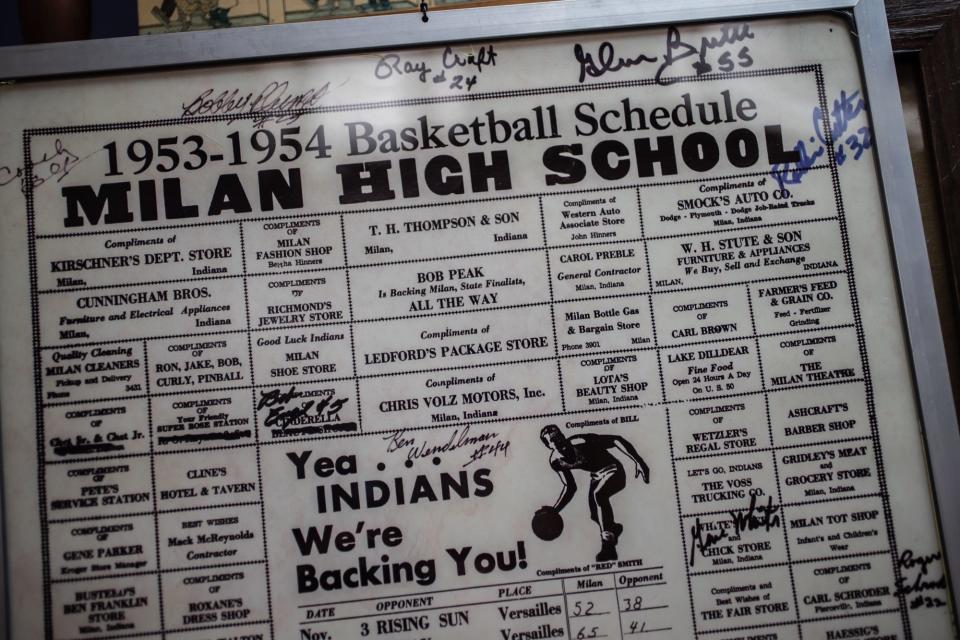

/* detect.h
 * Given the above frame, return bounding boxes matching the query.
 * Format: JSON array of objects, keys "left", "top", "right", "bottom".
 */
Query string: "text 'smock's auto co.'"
[{"left": 0, "top": 13, "right": 954, "bottom": 640}]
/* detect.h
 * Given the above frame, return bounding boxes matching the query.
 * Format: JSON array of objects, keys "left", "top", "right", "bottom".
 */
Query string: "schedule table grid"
[
  {"left": 36, "top": 274, "right": 854, "bottom": 357},
  {"left": 19, "top": 55, "right": 920, "bottom": 640},
  {"left": 747, "top": 281, "right": 803, "bottom": 637},
  {"left": 298, "top": 566, "right": 673, "bottom": 637},
  {"left": 239, "top": 222, "right": 278, "bottom": 640},
  {"left": 32, "top": 165, "right": 834, "bottom": 243},
  {"left": 141, "top": 340, "right": 166, "bottom": 639},
  {"left": 539, "top": 194, "right": 568, "bottom": 413},
  {"left": 814, "top": 65, "right": 911, "bottom": 634}
]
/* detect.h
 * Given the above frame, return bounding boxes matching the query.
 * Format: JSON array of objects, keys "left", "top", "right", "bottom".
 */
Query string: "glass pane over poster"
[{"left": 0, "top": 7, "right": 956, "bottom": 640}]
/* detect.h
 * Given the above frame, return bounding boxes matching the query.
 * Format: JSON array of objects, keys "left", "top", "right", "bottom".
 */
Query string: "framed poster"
[{"left": 1, "top": 0, "right": 958, "bottom": 638}]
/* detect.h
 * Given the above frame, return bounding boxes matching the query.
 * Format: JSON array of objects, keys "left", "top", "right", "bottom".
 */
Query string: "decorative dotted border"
[
  {"left": 746, "top": 281, "right": 804, "bottom": 636},
  {"left": 24, "top": 66, "right": 820, "bottom": 140},
  {"left": 698, "top": 608, "right": 901, "bottom": 636},
  {"left": 49, "top": 559, "right": 267, "bottom": 585},
  {"left": 539, "top": 195, "right": 568, "bottom": 412},
  {"left": 37, "top": 326, "right": 861, "bottom": 411},
  {"left": 24, "top": 126, "right": 58, "bottom": 640},
  {"left": 240, "top": 224, "right": 278, "bottom": 640},
  {"left": 39, "top": 377, "right": 869, "bottom": 468},
  {"left": 21, "top": 60, "right": 906, "bottom": 640},
  {"left": 688, "top": 548, "right": 893, "bottom": 578},
  {"left": 811, "top": 66, "right": 908, "bottom": 636},
  {"left": 58, "top": 619, "right": 272, "bottom": 640},
  {"left": 48, "top": 500, "right": 264, "bottom": 524},
  {"left": 141, "top": 341, "right": 166, "bottom": 636},
  {"left": 33, "top": 166, "right": 831, "bottom": 242},
  {"left": 682, "top": 491, "right": 885, "bottom": 520},
  {"left": 38, "top": 268, "right": 850, "bottom": 355},
  {"left": 339, "top": 214, "right": 363, "bottom": 436}
]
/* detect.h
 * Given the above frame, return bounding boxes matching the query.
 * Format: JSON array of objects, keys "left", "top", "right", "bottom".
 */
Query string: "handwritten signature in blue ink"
[{"left": 771, "top": 89, "right": 873, "bottom": 189}]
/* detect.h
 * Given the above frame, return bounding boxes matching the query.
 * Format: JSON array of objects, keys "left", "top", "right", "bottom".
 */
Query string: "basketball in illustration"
[{"left": 531, "top": 506, "right": 564, "bottom": 541}]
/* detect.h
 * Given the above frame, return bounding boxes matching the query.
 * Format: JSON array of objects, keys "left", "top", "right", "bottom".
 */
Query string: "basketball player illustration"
[{"left": 533, "top": 425, "right": 649, "bottom": 561}]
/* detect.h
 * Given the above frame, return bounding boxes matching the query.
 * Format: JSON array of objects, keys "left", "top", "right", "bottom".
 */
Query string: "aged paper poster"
[{"left": 0, "top": 13, "right": 955, "bottom": 640}]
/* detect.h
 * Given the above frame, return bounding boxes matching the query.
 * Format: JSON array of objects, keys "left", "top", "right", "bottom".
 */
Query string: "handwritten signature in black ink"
[
  {"left": 689, "top": 494, "right": 780, "bottom": 566},
  {"left": 573, "top": 23, "right": 754, "bottom": 85},
  {"left": 384, "top": 424, "right": 509, "bottom": 466},
  {"left": 257, "top": 385, "right": 348, "bottom": 429},
  {"left": 896, "top": 549, "right": 948, "bottom": 609},
  {"left": 180, "top": 80, "right": 333, "bottom": 128},
  {"left": 374, "top": 45, "right": 497, "bottom": 93},
  {"left": 0, "top": 138, "right": 86, "bottom": 194}
]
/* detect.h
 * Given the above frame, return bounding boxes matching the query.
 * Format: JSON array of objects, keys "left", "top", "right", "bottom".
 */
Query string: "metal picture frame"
[
  {"left": 1, "top": 0, "right": 957, "bottom": 636},
  {"left": 887, "top": 1, "right": 960, "bottom": 412}
]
